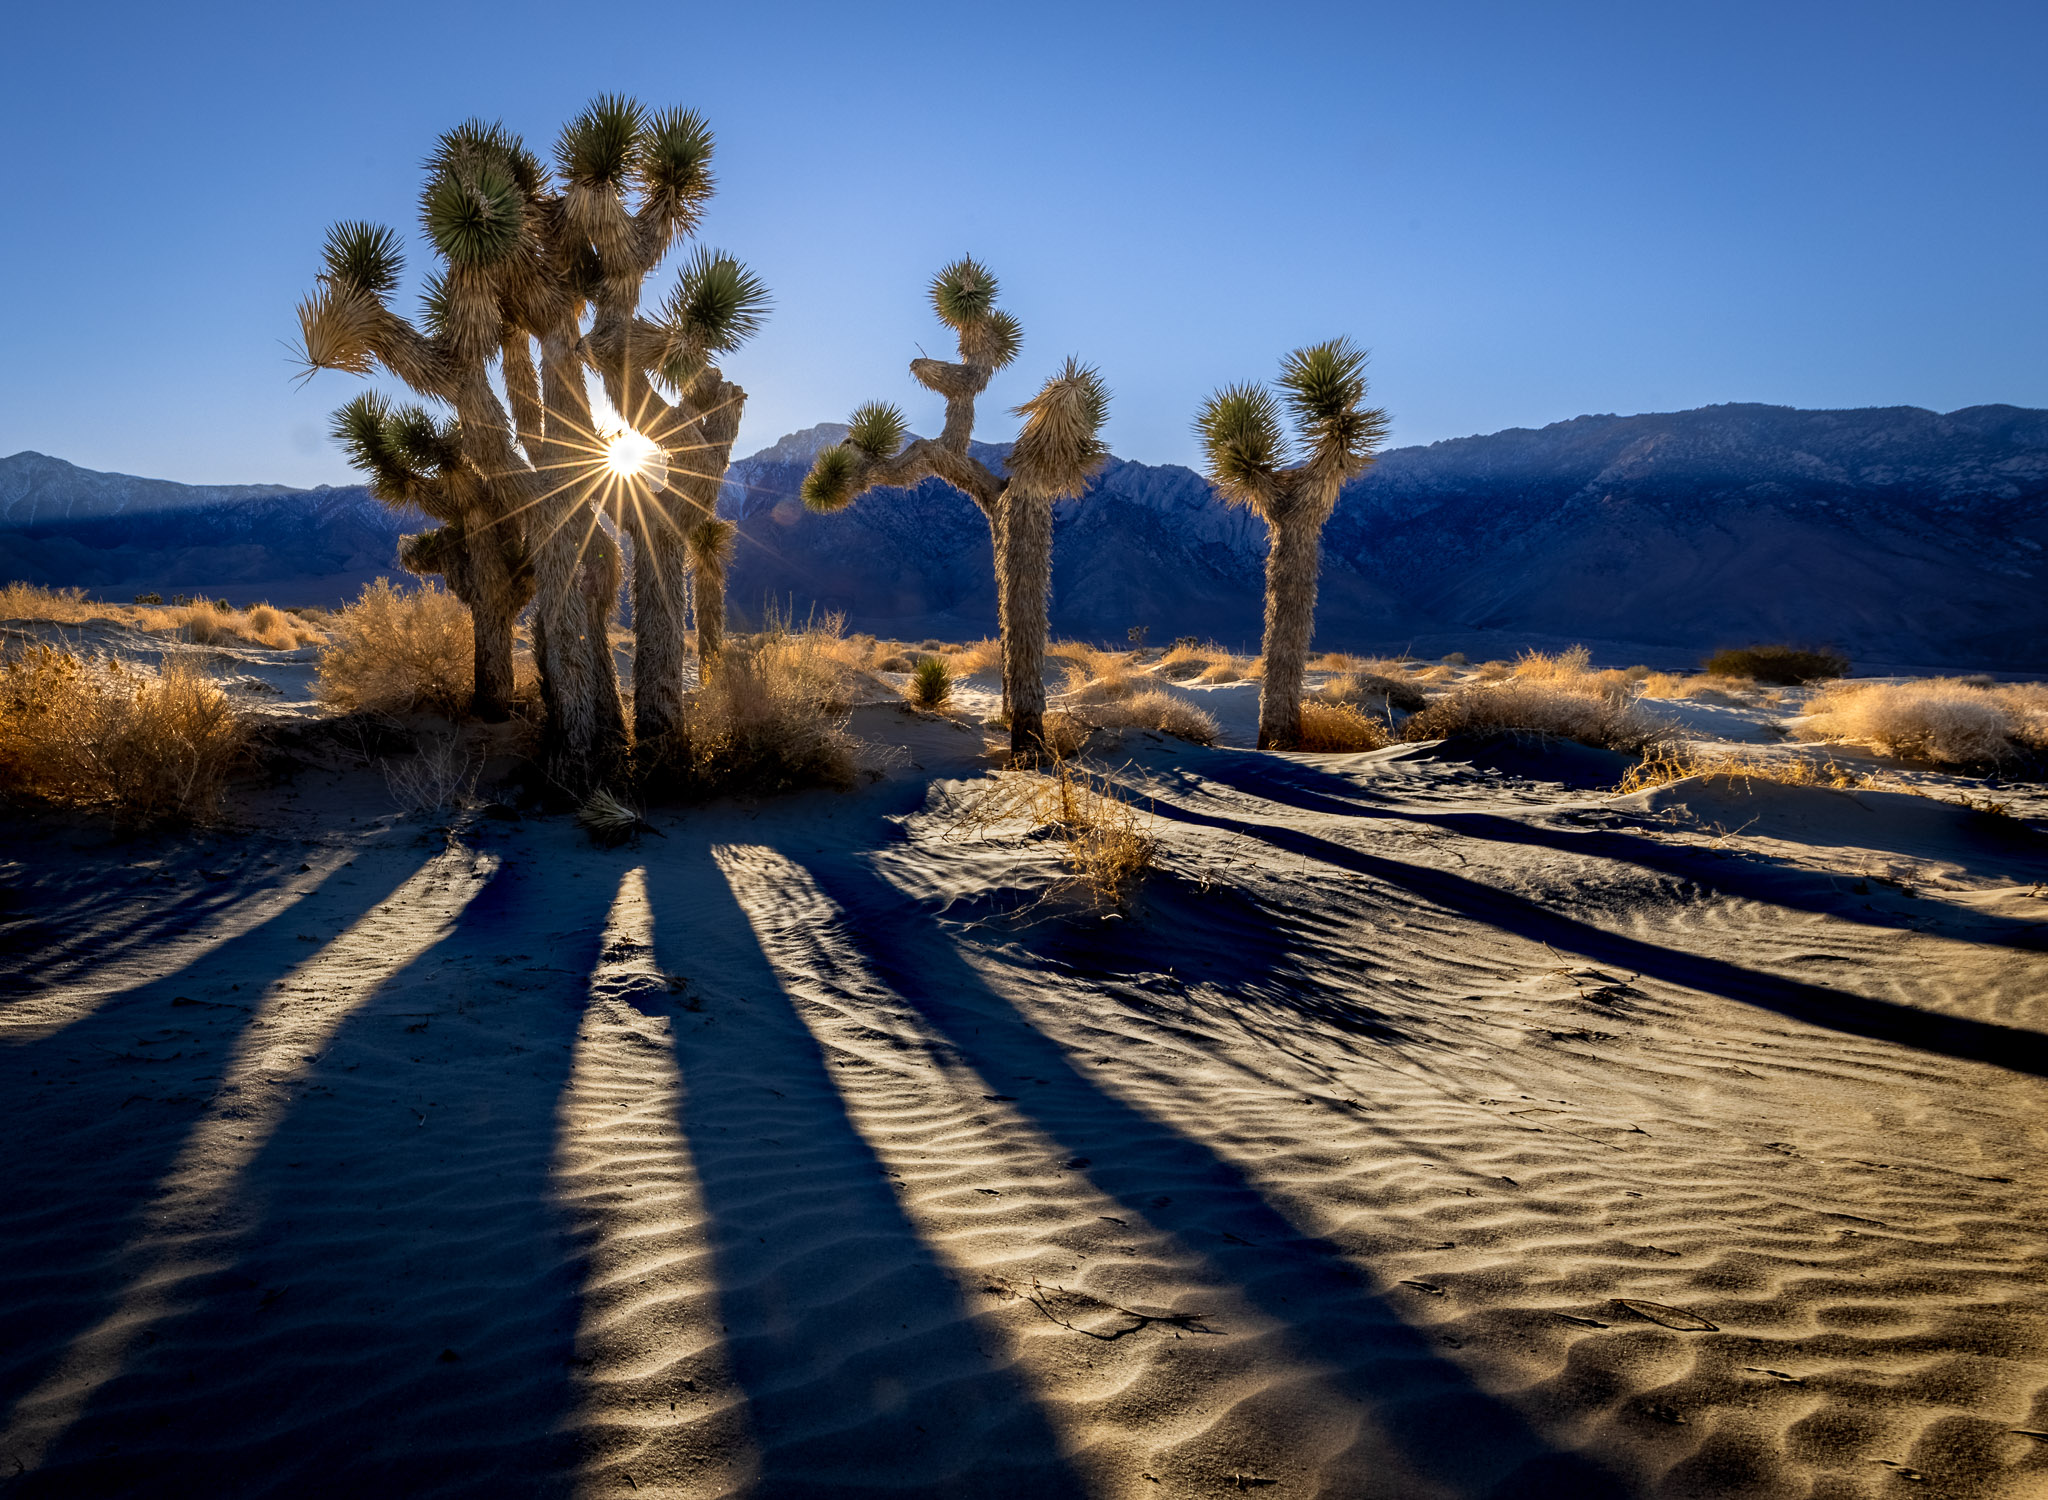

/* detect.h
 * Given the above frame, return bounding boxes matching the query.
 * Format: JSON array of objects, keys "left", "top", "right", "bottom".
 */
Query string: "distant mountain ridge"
[{"left": 4, "top": 400, "right": 2045, "bottom": 668}]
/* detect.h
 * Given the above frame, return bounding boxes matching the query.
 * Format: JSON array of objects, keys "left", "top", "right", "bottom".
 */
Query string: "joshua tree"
[
  {"left": 1195, "top": 340, "right": 1389, "bottom": 749},
  {"left": 801, "top": 259, "right": 1109, "bottom": 758},
  {"left": 684, "top": 514, "right": 737, "bottom": 672},
  {"left": 295, "top": 100, "right": 765, "bottom": 792},
  {"left": 331, "top": 393, "right": 533, "bottom": 717}
]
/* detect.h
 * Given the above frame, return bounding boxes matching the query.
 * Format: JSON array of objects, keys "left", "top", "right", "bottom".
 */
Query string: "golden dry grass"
[
  {"left": 1616, "top": 747, "right": 1879, "bottom": 795},
  {"left": 1321, "top": 671, "right": 1427, "bottom": 714},
  {"left": 315, "top": 579, "right": 473, "bottom": 717},
  {"left": 1080, "top": 687, "right": 1220, "bottom": 745},
  {"left": 952, "top": 754, "right": 1156, "bottom": 910},
  {"left": 954, "top": 638, "right": 1002, "bottom": 674},
  {"left": 1403, "top": 674, "right": 1676, "bottom": 753},
  {"left": 656, "top": 623, "right": 860, "bottom": 797},
  {"left": 1297, "top": 700, "right": 1393, "bottom": 752},
  {"left": 1792, "top": 679, "right": 2048, "bottom": 765},
  {"left": 1638, "top": 671, "right": 1752, "bottom": 702},
  {"left": 1158, "top": 640, "right": 1232, "bottom": 681},
  {"left": 0, "top": 645, "right": 248, "bottom": 825},
  {"left": 0, "top": 583, "right": 322, "bottom": 650}
]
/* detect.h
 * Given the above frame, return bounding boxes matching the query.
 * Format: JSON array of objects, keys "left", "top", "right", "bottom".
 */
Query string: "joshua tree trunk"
[
  {"left": 626, "top": 516, "right": 691, "bottom": 750},
  {"left": 462, "top": 520, "right": 523, "bottom": 721},
  {"left": 1257, "top": 509, "right": 1320, "bottom": 750},
  {"left": 532, "top": 334, "right": 630, "bottom": 789},
  {"left": 988, "top": 500, "right": 1015, "bottom": 723},
  {"left": 685, "top": 516, "right": 736, "bottom": 679},
  {"left": 1001, "top": 487, "right": 1053, "bottom": 758}
]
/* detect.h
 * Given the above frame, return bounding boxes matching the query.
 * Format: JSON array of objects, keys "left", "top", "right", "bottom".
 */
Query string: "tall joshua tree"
[
  {"left": 295, "top": 101, "right": 765, "bottom": 792},
  {"left": 800, "top": 259, "right": 1110, "bottom": 759},
  {"left": 331, "top": 393, "right": 534, "bottom": 716},
  {"left": 1195, "top": 340, "right": 1389, "bottom": 750}
]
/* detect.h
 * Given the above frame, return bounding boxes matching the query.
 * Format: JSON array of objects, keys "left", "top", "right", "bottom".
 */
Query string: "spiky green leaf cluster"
[
  {"left": 1195, "top": 384, "right": 1286, "bottom": 492},
  {"left": 421, "top": 157, "right": 525, "bottom": 266},
  {"left": 930, "top": 257, "right": 999, "bottom": 329},
  {"left": 1276, "top": 338, "right": 1387, "bottom": 461},
  {"left": 801, "top": 444, "right": 862, "bottom": 512},
  {"left": 331, "top": 393, "right": 463, "bottom": 508},
  {"left": 419, "top": 271, "right": 452, "bottom": 338},
  {"left": 322, "top": 222, "right": 402, "bottom": 297},
  {"left": 557, "top": 94, "right": 643, "bottom": 187},
  {"left": 846, "top": 401, "right": 908, "bottom": 459},
  {"left": 428, "top": 119, "right": 544, "bottom": 198},
  {"left": 657, "top": 248, "right": 770, "bottom": 380},
  {"left": 637, "top": 107, "right": 716, "bottom": 209}
]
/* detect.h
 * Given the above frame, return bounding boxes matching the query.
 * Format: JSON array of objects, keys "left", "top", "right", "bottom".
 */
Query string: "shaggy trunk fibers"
[
  {"left": 627, "top": 517, "right": 691, "bottom": 750},
  {"left": 989, "top": 501, "right": 1014, "bottom": 723},
  {"left": 1001, "top": 489, "right": 1053, "bottom": 759},
  {"left": 461, "top": 514, "right": 526, "bottom": 722},
  {"left": 1258, "top": 511, "right": 1320, "bottom": 750}
]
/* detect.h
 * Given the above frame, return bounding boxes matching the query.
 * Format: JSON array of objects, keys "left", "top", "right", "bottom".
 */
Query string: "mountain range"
[{"left": 5, "top": 401, "right": 2045, "bottom": 669}]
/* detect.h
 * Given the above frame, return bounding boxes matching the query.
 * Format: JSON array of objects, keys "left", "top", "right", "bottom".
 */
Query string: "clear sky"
[{"left": 2, "top": 0, "right": 2042, "bottom": 488}]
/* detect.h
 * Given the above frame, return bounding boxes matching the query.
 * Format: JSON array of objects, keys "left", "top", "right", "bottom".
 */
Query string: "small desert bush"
[
  {"left": 955, "top": 638, "right": 1002, "bottom": 674},
  {"left": 383, "top": 732, "right": 481, "bottom": 815},
  {"left": 1196, "top": 658, "right": 1245, "bottom": 684},
  {"left": 316, "top": 579, "right": 473, "bottom": 716},
  {"left": 1402, "top": 677, "right": 1675, "bottom": 753},
  {"left": 953, "top": 756, "right": 1155, "bottom": 910},
  {"left": 1705, "top": 645, "right": 1849, "bottom": 684},
  {"left": 1475, "top": 659, "right": 1513, "bottom": 681},
  {"left": 181, "top": 599, "right": 320, "bottom": 650},
  {"left": 657, "top": 627, "right": 858, "bottom": 797},
  {"left": 0, "top": 581, "right": 185, "bottom": 632},
  {"left": 0, "top": 645, "right": 248, "bottom": 825},
  {"left": 1513, "top": 645, "right": 1593, "bottom": 680},
  {"left": 1792, "top": 678, "right": 2044, "bottom": 765},
  {"left": 874, "top": 652, "right": 915, "bottom": 673},
  {"left": 1320, "top": 671, "right": 1427, "bottom": 714},
  {"left": 1441, "top": 652, "right": 1468, "bottom": 666},
  {"left": 1081, "top": 687, "right": 1220, "bottom": 745},
  {"left": 1639, "top": 671, "right": 1750, "bottom": 701},
  {"left": 1159, "top": 639, "right": 1230, "bottom": 680},
  {"left": 1062, "top": 655, "right": 1140, "bottom": 704},
  {"left": 1298, "top": 700, "right": 1393, "bottom": 752},
  {"left": 1617, "top": 747, "right": 1877, "bottom": 795},
  {"left": 908, "top": 656, "right": 954, "bottom": 712}
]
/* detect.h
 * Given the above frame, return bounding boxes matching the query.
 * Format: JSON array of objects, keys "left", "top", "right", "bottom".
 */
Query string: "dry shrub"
[
  {"left": 1792, "top": 679, "right": 2039, "bottom": 765},
  {"left": 384, "top": 732, "right": 481, "bottom": 815},
  {"left": 316, "top": 579, "right": 472, "bottom": 716},
  {"left": 181, "top": 600, "right": 321, "bottom": 650},
  {"left": 1639, "top": 671, "right": 1750, "bottom": 701},
  {"left": 1062, "top": 656, "right": 1140, "bottom": 703},
  {"left": 1442, "top": 652, "right": 1469, "bottom": 666},
  {"left": 1082, "top": 688, "right": 1220, "bottom": 745},
  {"left": 1159, "top": 640, "right": 1229, "bottom": 680},
  {"left": 1706, "top": 645, "right": 1849, "bottom": 684},
  {"left": 0, "top": 645, "right": 248, "bottom": 825},
  {"left": 1513, "top": 645, "right": 1593, "bottom": 680},
  {"left": 1298, "top": 700, "right": 1392, "bottom": 752},
  {"left": 1475, "top": 659, "right": 1513, "bottom": 681},
  {"left": 874, "top": 653, "right": 915, "bottom": 673},
  {"left": 955, "top": 638, "right": 1002, "bottom": 674},
  {"left": 1618, "top": 747, "right": 1876, "bottom": 795},
  {"left": 1402, "top": 677, "right": 1675, "bottom": 753},
  {"left": 1308, "top": 651, "right": 1358, "bottom": 672},
  {"left": 1320, "top": 670, "right": 1427, "bottom": 714},
  {"left": 1197, "top": 659, "right": 1245, "bottom": 684},
  {"left": 952, "top": 755, "right": 1155, "bottom": 910},
  {"left": 0, "top": 581, "right": 183, "bottom": 632},
  {"left": 659, "top": 625, "right": 858, "bottom": 797}
]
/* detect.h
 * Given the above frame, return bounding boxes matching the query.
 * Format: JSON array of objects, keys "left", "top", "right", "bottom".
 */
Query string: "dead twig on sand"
[{"left": 980, "top": 1273, "right": 1216, "bottom": 1340}]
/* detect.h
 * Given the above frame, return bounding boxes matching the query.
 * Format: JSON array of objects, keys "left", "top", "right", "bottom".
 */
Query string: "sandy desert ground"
[{"left": 2, "top": 643, "right": 2046, "bottom": 1499}]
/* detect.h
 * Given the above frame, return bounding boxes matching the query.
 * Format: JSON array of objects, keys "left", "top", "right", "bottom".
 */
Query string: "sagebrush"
[{"left": 316, "top": 579, "right": 473, "bottom": 717}]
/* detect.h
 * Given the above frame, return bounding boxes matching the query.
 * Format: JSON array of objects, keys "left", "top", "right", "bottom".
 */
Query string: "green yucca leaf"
[
  {"left": 845, "top": 401, "right": 908, "bottom": 459},
  {"left": 1195, "top": 383, "right": 1286, "bottom": 488},
  {"left": 330, "top": 392, "right": 394, "bottom": 466},
  {"left": 322, "top": 221, "right": 402, "bottom": 297},
  {"left": 389, "top": 404, "right": 463, "bottom": 473},
  {"left": 421, "top": 158, "right": 525, "bottom": 267},
  {"left": 662, "top": 247, "right": 771, "bottom": 354},
  {"left": 557, "top": 94, "right": 643, "bottom": 187},
  {"left": 1277, "top": 338, "right": 1367, "bottom": 425},
  {"left": 929, "top": 257, "right": 999, "bottom": 329},
  {"left": 637, "top": 107, "right": 716, "bottom": 204},
  {"left": 419, "top": 271, "right": 451, "bottom": 338},
  {"left": 802, "top": 444, "right": 862, "bottom": 512}
]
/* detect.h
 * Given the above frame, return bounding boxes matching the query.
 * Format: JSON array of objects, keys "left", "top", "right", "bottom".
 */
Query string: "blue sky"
[{"left": 2, "top": 0, "right": 2042, "bottom": 487}]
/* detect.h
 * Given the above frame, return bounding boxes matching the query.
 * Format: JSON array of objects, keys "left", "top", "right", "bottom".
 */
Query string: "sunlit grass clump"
[
  {"left": 316, "top": 579, "right": 473, "bottom": 717},
  {"left": 1792, "top": 678, "right": 2048, "bottom": 766},
  {"left": 0, "top": 644, "right": 248, "bottom": 825},
  {"left": 654, "top": 619, "right": 861, "bottom": 798}
]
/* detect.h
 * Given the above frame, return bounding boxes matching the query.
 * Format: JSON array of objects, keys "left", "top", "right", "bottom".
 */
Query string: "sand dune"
[{"left": 2, "top": 712, "right": 2045, "bottom": 1497}]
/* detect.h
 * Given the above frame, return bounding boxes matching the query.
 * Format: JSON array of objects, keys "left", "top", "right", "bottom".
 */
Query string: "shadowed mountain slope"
[{"left": 6, "top": 401, "right": 2045, "bottom": 665}]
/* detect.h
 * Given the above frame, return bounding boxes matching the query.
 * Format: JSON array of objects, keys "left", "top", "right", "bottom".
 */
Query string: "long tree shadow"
[
  {"left": 1146, "top": 793, "right": 2048, "bottom": 1077},
  {"left": 0, "top": 838, "right": 438, "bottom": 1438},
  {"left": 641, "top": 838, "right": 1090, "bottom": 1500},
  {"left": 7, "top": 839, "right": 616, "bottom": 1498},
  {"left": 1178, "top": 747, "right": 2048, "bottom": 950},
  {"left": 771, "top": 818, "right": 1632, "bottom": 1498}
]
